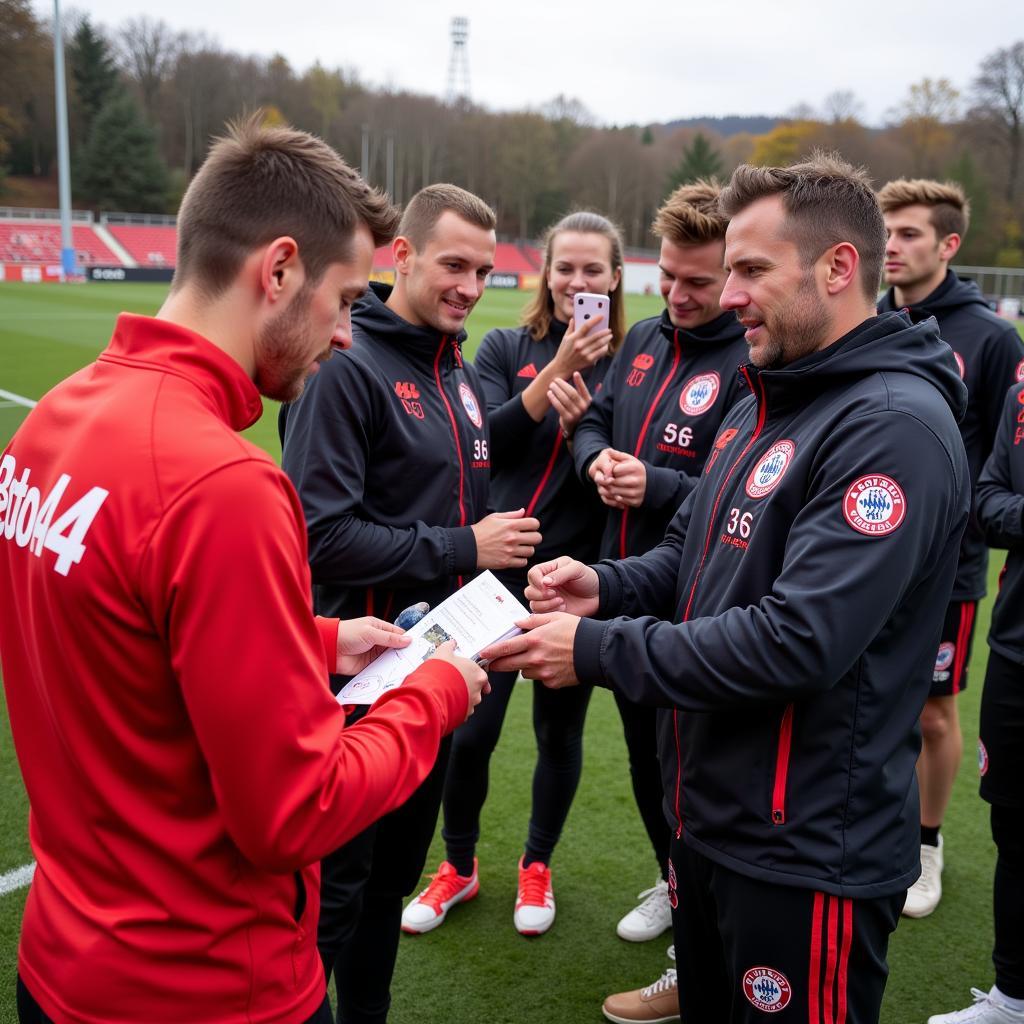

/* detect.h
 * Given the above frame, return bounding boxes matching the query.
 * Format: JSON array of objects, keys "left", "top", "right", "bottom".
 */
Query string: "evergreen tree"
[
  {"left": 77, "top": 92, "right": 170, "bottom": 212},
  {"left": 668, "top": 132, "right": 723, "bottom": 189},
  {"left": 69, "top": 17, "right": 120, "bottom": 141}
]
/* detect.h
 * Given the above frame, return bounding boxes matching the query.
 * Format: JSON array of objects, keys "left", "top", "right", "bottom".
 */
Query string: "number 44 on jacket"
[{"left": 0, "top": 454, "right": 109, "bottom": 577}]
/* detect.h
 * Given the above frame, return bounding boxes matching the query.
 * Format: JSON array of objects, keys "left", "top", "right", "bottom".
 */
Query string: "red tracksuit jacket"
[{"left": 0, "top": 314, "right": 467, "bottom": 1024}]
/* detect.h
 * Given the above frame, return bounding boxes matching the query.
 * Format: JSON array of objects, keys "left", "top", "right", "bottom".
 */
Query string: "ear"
[
  {"left": 392, "top": 235, "right": 415, "bottom": 275},
  {"left": 258, "top": 237, "right": 302, "bottom": 305},
  {"left": 823, "top": 242, "right": 860, "bottom": 296},
  {"left": 938, "top": 232, "right": 962, "bottom": 263},
  {"left": 609, "top": 266, "right": 623, "bottom": 294}
]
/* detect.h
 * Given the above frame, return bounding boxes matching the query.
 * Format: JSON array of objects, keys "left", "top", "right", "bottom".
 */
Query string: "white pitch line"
[
  {"left": 0, "top": 388, "right": 37, "bottom": 408},
  {"left": 0, "top": 861, "right": 36, "bottom": 896}
]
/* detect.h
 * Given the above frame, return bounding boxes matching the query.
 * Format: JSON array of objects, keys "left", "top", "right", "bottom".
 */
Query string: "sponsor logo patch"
[
  {"left": 667, "top": 858, "right": 678, "bottom": 910},
  {"left": 459, "top": 382, "right": 483, "bottom": 429},
  {"left": 979, "top": 739, "right": 989, "bottom": 776},
  {"left": 394, "top": 381, "right": 424, "bottom": 420},
  {"left": 517, "top": 363, "right": 538, "bottom": 379},
  {"left": 679, "top": 372, "right": 721, "bottom": 416},
  {"left": 742, "top": 967, "right": 792, "bottom": 1013},
  {"left": 843, "top": 474, "right": 907, "bottom": 536},
  {"left": 953, "top": 351, "right": 965, "bottom": 379},
  {"left": 745, "top": 440, "right": 796, "bottom": 499},
  {"left": 632, "top": 353, "right": 655, "bottom": 371},
  {"left": 935, "top": 642, "right": 955, "bottom": 673}
]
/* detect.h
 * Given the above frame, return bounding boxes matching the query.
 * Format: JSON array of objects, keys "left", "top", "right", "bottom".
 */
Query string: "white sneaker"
[
  {"left": 903, "top": 836, "right": 943, "bottom": 918},
  {"left": 928, "top": 987, "right": 1024, "bottom": 1023},
  {"left": 514, "top": 857, "right": 555, "bottom": 935},
  {"left": 617, "top": 878, "right": 672, "bottom": 941},
  {"left": 400, "top": 859, "right": 479, "bottom": 934}
]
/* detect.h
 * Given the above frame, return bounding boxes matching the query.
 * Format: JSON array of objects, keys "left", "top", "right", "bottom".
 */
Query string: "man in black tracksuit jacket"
[
  {"left": 488, "top": 159, "right": 972, "bottom": 1024},
  {"left": 281, "top": 186, "right": 539, "bottom": 1024},
  {"left": 929, "top": 383, "right": 1024, "bottom": 1020},
  {"left": 572, "top": 183, "right": 750, "bottom": 943},
  {"left": 878, "top": 178, "right": 1024, "bottom": 919}
]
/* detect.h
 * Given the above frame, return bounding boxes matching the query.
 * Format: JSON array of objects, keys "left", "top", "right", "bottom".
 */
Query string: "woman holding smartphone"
[{"left": 401, "top": 211, "right": 626, "bottom": 937}]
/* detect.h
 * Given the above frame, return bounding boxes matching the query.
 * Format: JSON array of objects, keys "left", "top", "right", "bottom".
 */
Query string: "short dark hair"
[
  {"left": 652, "top": 179, "right": 729, "bottom": 245},
  {"left": 397, "top": 183, "right": 496, "bottom": 251},
  {"left": 174, "top": 112, "right": 399, "bottom": 298},
  {"left": 719, "top": 151, "right": 886, "bottom": 301},
  {"left": 877, "top": 178, "right": 970, "bottom": 239}
]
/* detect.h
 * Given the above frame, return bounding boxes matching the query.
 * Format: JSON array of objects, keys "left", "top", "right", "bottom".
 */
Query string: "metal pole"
[
  {"left": 53, "top": 0, "right": 75, "bottom": 280},
  {"left": 385, "top": 131, "right": 394, "bottom": 199}
]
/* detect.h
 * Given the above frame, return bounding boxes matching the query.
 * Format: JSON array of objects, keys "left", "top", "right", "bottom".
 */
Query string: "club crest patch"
[
  {"left": 935, "top": 642, "right": 955, "bottom": 673},
  {"left": 843, "top": 474, "right": 907, "bottom": 536},
  {"left": 1016, "top": 360, "right": 1024, "bottom": 383},
  {"left": 459, "top": 382, "right": 483, "bottom": 429},
  {"left": 742, "top": 967, "right": 792, "bottom": 1013},
  {"left": 679, "top": 372, "right": 721, "bottom": 416},
  {"left": 745, "top": 440, "right": 796, "bottom": 499},
  {"left": 667, "top": 858, "right": 678, "bottom": 910},
  {"left": 979, "top": 739, "right": 989, "bottom": 777},
  {"left": 953, "top": 352, "right": 965, "bottom": 379}
]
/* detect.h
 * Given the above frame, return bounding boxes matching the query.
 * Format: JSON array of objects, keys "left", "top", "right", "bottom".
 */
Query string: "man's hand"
[
  {"left": 479, "top": 613, "right": 581, "bottom": 688},
  {"left": 336, "top": 616, "right": 411, "bottom": 675},
  {"left": 604, "top": 451, "right": 647, "bottom": 508},
  {"left": 472, "top": 508, "right": 542, "bottom": 570},
  {"left": 525, "top": 556, "right": 600, "bottom": 616},
  {"left": 587, "top": 447, "right": 618, "bottom": 489},
  {"left": 427, "top": 640, "right": 490, "bottom": 720},
  {"left": 547, "top": 372, "right": 593, "bottom": 438}
]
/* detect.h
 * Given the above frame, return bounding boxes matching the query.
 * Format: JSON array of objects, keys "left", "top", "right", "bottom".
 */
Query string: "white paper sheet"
[{"left": 337, "top": 571, "right": 529, "bottom": 705}]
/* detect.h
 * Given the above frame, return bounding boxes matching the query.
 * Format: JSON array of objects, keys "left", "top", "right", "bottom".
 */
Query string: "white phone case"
[{"left": 573, "top": 292, "right": 610, "bottom": 329}]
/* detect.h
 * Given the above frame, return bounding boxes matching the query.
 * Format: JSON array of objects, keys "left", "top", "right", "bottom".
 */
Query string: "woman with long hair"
[{"left": 401, "top": 211, "right": 626, "bottom": 937}]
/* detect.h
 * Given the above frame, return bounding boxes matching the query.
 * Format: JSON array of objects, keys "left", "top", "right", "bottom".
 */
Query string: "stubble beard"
[{"left": 255, "top": 286, "right": 324, "bottom": 403}]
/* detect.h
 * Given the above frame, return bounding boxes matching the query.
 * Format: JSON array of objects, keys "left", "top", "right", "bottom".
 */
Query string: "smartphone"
[{"left": 574, "top": 292, "right": 610, "bottom": 330}]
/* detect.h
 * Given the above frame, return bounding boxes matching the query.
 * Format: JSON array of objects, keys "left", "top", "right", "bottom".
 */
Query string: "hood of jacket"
[
  {"left": 745, "top": 310, "right": 968, "bottom": 425},
  {"left": 351, "top": 282, "right": 468, "bottom": 362},
  {"left": 878, "top": 269, "right": 990, "bottom": 322}
]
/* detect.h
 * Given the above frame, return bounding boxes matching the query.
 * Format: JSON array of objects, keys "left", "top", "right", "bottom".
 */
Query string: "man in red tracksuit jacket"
[{"left": 0, "top": 117, "right": 486, "bottom": 1024}]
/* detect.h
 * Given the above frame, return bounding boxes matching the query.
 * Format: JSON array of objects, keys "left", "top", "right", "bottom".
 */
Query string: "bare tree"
[
  {"left": 971, "top": 40, "right": 1024, "bottom": 202},
  {"left": 117, "top": 17, "right": 180, "bottom": 121},
  {"left": 822, "top": 90, "right": 863, "bottom": 124}
]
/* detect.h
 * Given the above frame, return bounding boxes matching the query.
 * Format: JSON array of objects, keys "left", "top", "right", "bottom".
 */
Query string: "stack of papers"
[{"left": 337, "top": 571, "right": 528, "bottom": 705}]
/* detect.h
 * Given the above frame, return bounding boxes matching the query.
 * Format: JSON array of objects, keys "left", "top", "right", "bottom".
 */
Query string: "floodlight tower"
[{"left": 446, "top": 17, "right": 470, "bottom": 105}]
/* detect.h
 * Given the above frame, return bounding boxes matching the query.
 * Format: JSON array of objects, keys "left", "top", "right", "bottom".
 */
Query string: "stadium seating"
[
  {"left": 372, "top": 241, "right": 541, "bottom": 275},
  {"left": 0, "top": 223, "right": 119, "bottom": 266},
  {"left": 106, "top": 225, "right": 177, "bottom": 267}
]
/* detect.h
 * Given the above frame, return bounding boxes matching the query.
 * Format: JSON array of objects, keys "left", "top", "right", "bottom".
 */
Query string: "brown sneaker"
[{"left": 602, "top": 968, "right": 680, "bottom": 1024}]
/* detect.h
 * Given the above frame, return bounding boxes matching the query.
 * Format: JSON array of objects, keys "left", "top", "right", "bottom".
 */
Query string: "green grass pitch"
[{"left": 1, "top": 280, "right": 1023, "bottom": 1022}]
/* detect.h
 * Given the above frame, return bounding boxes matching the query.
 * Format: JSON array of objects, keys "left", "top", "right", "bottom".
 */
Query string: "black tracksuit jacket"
[
  {"left": 879, "top": 270, "right": 1024, "bottom": 600},
  {"left": 977, "top": 382, "right": 1024, "bottom": 664},
  {"left": 280, "top": 283, "right": 488, "bottom": 632},
  {"left": 473, "top": 319, "right": 609, "bottom": 591},
  {"left": 573, "top": 310, "right": 749, "bottom": 560},
  {"left": 573, "top": 312, "right": 970, "bottom": 898}
]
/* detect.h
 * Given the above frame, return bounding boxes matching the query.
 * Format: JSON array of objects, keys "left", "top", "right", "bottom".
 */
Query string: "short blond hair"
[
  {"left": 877, "top": 178, "right": 970, "bottom": 239},
  {"left": 652, "top": 179, "right": 728, "bottom": 245},
  {"left": 398, "top": 183, "right": 496, "bottom": 251}
]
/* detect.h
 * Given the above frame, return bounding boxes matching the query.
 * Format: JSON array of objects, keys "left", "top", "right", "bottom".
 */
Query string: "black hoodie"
[
  {"left": 280, "top": 284, "right": 488, "bottom": 634},
  {"left": 574, "top": 312, "right": 970, "bottom": 898},
  {"left": 878, "top": 270, "right": 1023, "bottom": 600},
  {"left": 573, "top": 310, "right": 749, "bottom": 559}
]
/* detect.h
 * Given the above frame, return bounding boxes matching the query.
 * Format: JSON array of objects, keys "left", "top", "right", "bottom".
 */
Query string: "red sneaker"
[
  {"left": 514, "top": 857, "right": 555, "bottom": 935},
  {"left": 401, "top": 859, "right": 479, "bottom": 934}
]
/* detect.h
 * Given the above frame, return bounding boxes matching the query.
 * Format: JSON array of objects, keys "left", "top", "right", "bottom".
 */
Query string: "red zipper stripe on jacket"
[
  {"left": 836, "top": 898, "right": 853, "bottom": 1024},
  {"left": 526, "top": 431, "right": 564, "bottom": 517},
  {"left": 673, "top": 367, "right": 767, "bottom": 833},
  {"left": 771, "top": 703, "right": 794, "bottom": 824},
  {"left": 808, "top": 892, "right": 824, "bottom": 1024},
  {"left": 434, "top": 338, "right": 468, "bottom": 586},
  {"left": 619, "top": 332, "right": 682, "bottom": 557}
]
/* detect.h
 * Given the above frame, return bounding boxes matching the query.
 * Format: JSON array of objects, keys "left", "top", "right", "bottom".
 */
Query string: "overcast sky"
[{"left": 41, "top": 0, "right": 1011, "bottom": 127}]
